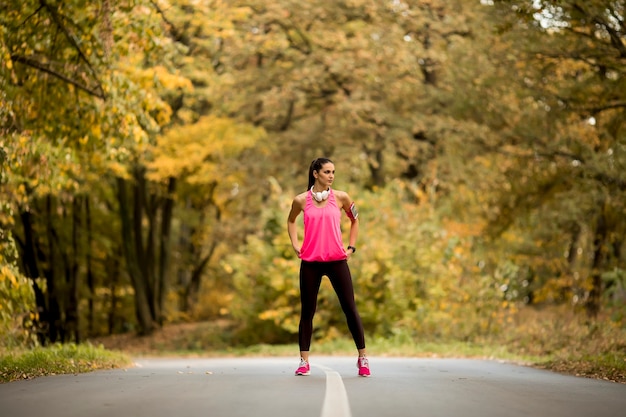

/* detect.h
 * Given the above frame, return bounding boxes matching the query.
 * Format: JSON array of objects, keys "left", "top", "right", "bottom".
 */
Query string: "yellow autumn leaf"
[{"left": 91, "top": 125, "right": 102, "bottom": 138}]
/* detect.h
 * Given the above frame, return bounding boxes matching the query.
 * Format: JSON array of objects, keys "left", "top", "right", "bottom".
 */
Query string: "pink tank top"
[{"left": 300, "top": 189, "right": 347, "bottom": 262}]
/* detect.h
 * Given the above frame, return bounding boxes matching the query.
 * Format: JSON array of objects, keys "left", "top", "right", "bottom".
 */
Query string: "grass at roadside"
[
  {"left": 2, "top": 306, "right": 625, "bottom": 384},
  {"left": 88, "top": 318, "right": 625, "bottom": 383},
  {"left": 0, "top": 343, "right": 132, "bottom": 383},
  {"left": 217, "top": 337, "right": 545, "bottom": 363},
  {"left": 3, "top": 335, "right": 624, "bottom": 384},
  {"left": 171, "top": 337, "right": 625, "bottom": 384},
  {"left": 536, "top": 352, "right": 626, "bottom": 383},
  {"left": 87, "top": 305, "right": 626, "bottom": 384}
]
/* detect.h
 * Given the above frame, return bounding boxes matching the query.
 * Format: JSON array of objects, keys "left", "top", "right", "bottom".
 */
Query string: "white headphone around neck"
[{"left": 311, "top": 186, "right": 330, "bottom": 202}]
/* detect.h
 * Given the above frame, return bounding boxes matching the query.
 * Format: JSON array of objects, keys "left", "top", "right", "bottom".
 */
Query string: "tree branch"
[
  {"left": 510, "top": 148, "right": 626, "bottom": 191},
  {"left": 592, "top": 15, "right": 626, "bottom": 58},
  {"left": 19, "top": 4, "right": 45, "bottom": 27},
  {"left": 579, "top": 101, "right": 626, "bottom": 114},
  {"left": 39, "top": 0, "right": 105, "bottom": 98},
  {"left": 10, "top": 54, "right": 105, "bottom": 99},
  {"left": 572, "top": 2, "right": 626, "bottom": 57},
  {"left": 266, "top": 19, "right": 312, "bottom": 55},
  {"left": 148, "top": 0, "right": 187, "bottom": 44}
]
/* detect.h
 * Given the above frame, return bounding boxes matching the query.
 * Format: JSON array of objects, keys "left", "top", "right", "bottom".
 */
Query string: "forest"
[{"left": 1, "top": 0, "right": 624, "bottom": 360}]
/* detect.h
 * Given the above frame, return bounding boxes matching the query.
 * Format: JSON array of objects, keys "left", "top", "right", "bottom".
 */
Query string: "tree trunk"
[
  {"left": 366, "top": 140, "right": 385, "bottom": 189},
  {"left": 85, "top": 197, "right": 95, "bottom": 336},
  {"left": 45, "top": 196, "right": 62, "bottom": 343},
  {"left": 116, "top": 167, "right": 176, "bottom": 333},
  {"left": 107, "top": 246, "right": 121, "bottom": 335},
  {"left": 157, "top": 177, "right": 176, "bottom": 324},
  {"left": 185, "top": 251, "right": 213, "bottom": 312},
  {"left": 133, "top": 166, "right": 160, "bottom": 324},
  {"left": 566, "top": 221, "right": 582, "bottom": 304},
  {"left": 66, "top": 196, "right": 81, "bottom": 343},
  {"left": 587, "top": 212, "right": 607, "bottom": 318},
  {"left": 116, "top": 176, "right": 156, "bottom": 335},
  {"left": 177, "top": 198, "right": 193, "bottom": 312},
  {"left": 18, "top": 209, "right": 47, "bottom": 344}
]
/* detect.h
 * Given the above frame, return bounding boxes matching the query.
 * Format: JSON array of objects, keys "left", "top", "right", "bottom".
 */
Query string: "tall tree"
[
  {"left": 474, "top": 1, "right": 626, "bottom": 315},
  {"left": 198, "top": 0, "right": 482, "bottom": 189},
  {"left": 1, "top": 0, "right": 176, "bottom": 339}
]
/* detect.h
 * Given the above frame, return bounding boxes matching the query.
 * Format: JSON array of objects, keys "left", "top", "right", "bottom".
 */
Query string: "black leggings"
[{"left": 298, "top": 260, "right": 366, "bottom": 351}]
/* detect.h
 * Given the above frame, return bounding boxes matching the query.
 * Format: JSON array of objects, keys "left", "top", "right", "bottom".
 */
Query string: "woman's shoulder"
[
  {"left": 332, "top": 189, "right": 351, "bottom": 204},
  {"left": 292, "top": 191, "right": 308, "bottom": 207}
]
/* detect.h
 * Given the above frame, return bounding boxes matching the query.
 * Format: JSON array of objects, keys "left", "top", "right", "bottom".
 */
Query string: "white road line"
[{"left": 315, "top": 364, "right": 353, "bottom": 417}]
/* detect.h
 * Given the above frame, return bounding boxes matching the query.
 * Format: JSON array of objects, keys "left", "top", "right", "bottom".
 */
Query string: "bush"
[
  {"left": 0, "top": 230, "right": 38, "bottom": 351},
  {"left": 224, "top": 181, "right": 507, "bottom": 345}
]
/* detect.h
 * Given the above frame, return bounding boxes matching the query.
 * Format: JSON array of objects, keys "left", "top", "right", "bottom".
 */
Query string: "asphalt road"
[{"left": 1, "top": 357, "right": 625, "bottom": 417}]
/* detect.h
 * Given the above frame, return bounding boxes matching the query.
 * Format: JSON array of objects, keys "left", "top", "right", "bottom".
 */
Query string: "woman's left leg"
[{"left": 326, "top": 261, "right": 365, "bottom": 351}]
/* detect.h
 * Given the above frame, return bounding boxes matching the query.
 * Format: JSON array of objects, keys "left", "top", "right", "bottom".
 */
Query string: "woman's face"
[{"left": 315, "top": 162, "right": 335, "bottom": 188}]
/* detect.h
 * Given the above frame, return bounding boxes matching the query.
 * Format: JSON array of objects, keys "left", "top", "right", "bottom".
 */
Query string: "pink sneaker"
[
  {"left": 357, "top": 357, "right": 370, "bottom": 377},
  {"left": 295, "top": 358, "right": 310, "bottom": 376}
]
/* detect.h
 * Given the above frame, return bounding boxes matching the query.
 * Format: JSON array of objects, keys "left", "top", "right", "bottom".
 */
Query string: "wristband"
[{"left": 347, "top": 246, "right": 356, "bottom": 253}]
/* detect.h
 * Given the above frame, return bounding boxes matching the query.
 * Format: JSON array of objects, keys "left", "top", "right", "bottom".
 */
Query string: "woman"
[{"left": 287, "top": 157, "right": 370, "bottom": 377}]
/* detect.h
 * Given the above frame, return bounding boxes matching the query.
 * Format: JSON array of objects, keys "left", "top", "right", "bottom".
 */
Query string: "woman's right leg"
[{"left": 299, "top": 261, "right": 322, "bottom": 359}]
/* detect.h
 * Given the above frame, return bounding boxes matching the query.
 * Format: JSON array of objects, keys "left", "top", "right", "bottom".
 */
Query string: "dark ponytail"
[{"left": 307, "top": 157, "right": 333, "bottom": 190}]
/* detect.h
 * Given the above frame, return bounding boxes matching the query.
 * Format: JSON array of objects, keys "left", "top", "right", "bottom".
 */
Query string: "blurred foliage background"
[{"left": 1, "top": 0, "right": 624, "bottom": 366}]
